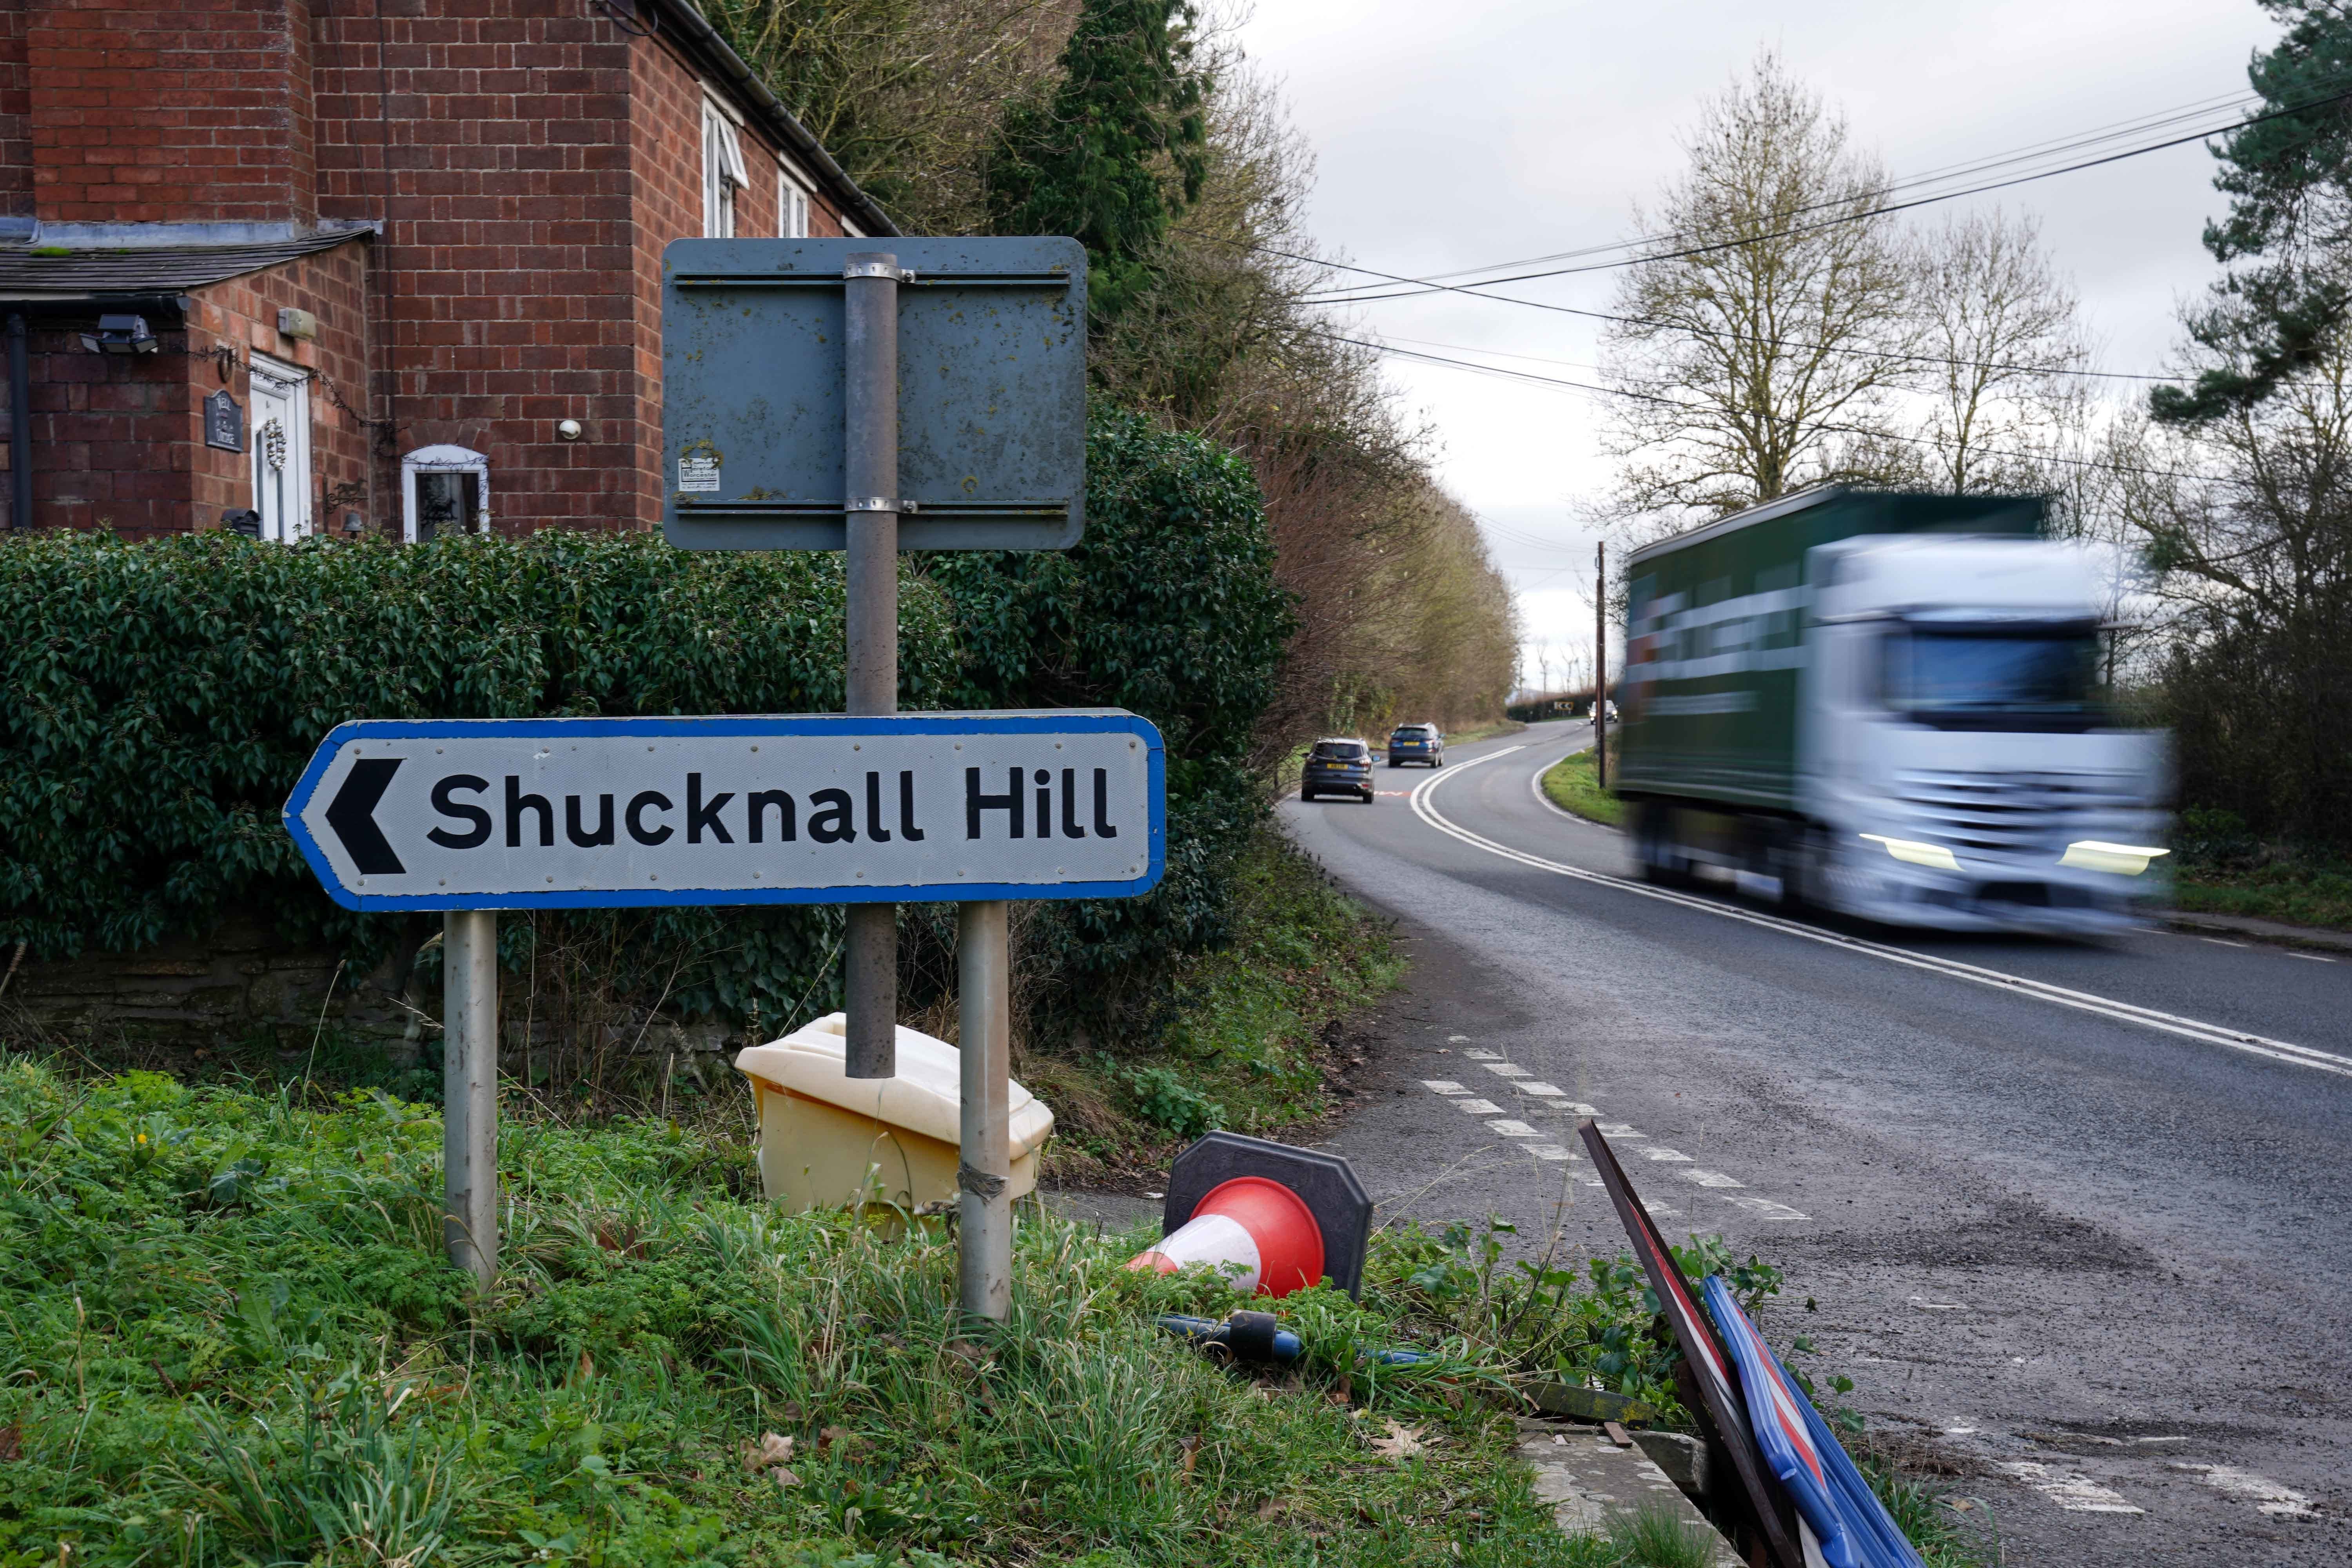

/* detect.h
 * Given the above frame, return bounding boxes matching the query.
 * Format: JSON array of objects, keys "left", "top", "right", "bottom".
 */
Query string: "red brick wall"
[
  {"left": 312, "top": 0, "right": 857, "bottom": 539},
  {"left": 10, "top": 241, "right": 370, "bottom": 538},
  {"left": 184, "top": 240, "right": 374, "bottom": 535},
  {"left": 27, "top": 0, "right": 318, "bottom": 228}
]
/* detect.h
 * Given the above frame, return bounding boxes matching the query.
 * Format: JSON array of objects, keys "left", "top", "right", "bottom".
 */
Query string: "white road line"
[
  {"left": 1483, "top": 1063, "right": 1530, "bottom": 1078},
  {"left": 1638, "top": 1146, "right": 1694, "bottom": 1162},
  {"left": 1488, "top": 1119, "right": 1540, "bottom": 1136},
  {"left": 1515, "top": 1081, "right": 1566, "bottom": 1096},
  {"left": 1526, "top": 1144, "right": 1575, "bottom": 1160},
  {"left": 2288, "top": 952, "right": 2335, "bottom": 963},
  {"left": 1596, "top": 1122, "right": 1645, "bottom": 1138},
  {"left": 2201, "top": 937, "right": 2248, "bottom": 948},
  {"left": 2170, "top": 1463, "right": 2317, "bottom": 1518},
  {"left": 1411, "top": 752, "right": 2352, "bottom": 1082},
  {"left": 1682, "top": 1169, "right": 1746, "bottom": 1188},
  {"left": 1454, "top": 1099, "right": 1503, "bottom": 1115},
  {"left": 1463, "top": 1047, "right": 1500, "bottom": 1059},
  {"left": 1720, "top": 1194, "right": 1809, "bottom": 1220},
  {"left": 1529, "top": 742, "right": 1611, "bottom": 827},
  {"left": 1996, "top": 1461, "right": 2145, "bottom": 1515},
  {"left": 1423, "top": 1080, "right": 1467, "bottom": 1094}
]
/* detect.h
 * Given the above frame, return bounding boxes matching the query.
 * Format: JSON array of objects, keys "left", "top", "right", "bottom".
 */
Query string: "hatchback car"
[
  {"left": 1302, "top": 737, "right": 1375, "bottom": 802},
  {"left": 1387, "top": 723, "right": 1444, "bottom": 768}
]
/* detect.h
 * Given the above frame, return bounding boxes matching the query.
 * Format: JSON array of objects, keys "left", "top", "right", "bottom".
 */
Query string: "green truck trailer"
[{"left": 1615, "top": 486, "right": 2169, "bottom": 933}]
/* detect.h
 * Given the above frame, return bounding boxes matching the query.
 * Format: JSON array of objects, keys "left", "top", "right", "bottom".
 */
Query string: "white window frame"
[
  {"left": 702, "top": 97, "right": 748, "bottom": 238},
  {"left": 401, "top": 444, "right": 490, "bottom": 543},
  {"left": 247, "top": 352, "right": 313, "bottom": 542},
  {"left": 777, "top": 169, "right": 810, "bottom": 238}
]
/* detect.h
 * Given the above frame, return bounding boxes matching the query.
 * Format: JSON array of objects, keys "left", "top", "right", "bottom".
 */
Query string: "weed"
[{"left": 1606, "top": 1503, "right": 1717, "bottom": 1568}]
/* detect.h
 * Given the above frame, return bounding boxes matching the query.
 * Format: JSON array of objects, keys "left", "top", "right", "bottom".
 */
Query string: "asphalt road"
[{"left": 1282, "top": 717, "right": 2352, "bottom": 1567}]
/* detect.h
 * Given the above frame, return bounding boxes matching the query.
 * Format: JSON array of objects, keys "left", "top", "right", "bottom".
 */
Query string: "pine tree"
[
  {"left": 2153, "top": 0, "right": 2352, "bottom": 422},
  {"left": 985, "top": 0, "right": 1210, "bottom": 330}
]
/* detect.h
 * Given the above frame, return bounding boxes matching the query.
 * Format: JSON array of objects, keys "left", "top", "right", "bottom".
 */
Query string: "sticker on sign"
[{"left": 283, "top": 711, "right": 1164, "bottom": 910}]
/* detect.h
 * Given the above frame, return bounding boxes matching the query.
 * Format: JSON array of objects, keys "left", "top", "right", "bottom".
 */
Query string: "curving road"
[{"left": 1285, "top": 717, "right": 2350, "bottom": 1567}]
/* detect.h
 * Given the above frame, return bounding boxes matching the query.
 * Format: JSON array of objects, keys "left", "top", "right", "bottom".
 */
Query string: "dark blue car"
[
  {"left": 1387, "top": 723, "right": 1445, "bottom": 768},
  {"left": 1301, "top": 737, "right": 1374, "bottom": 803}
]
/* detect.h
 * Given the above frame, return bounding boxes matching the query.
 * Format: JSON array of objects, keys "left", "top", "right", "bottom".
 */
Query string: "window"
[
  {"left": 778, "top": 169, "right": 810, "bottom": 238},
  {"left": 402, "top": 445, "right": 490, "bottom": 543},
  {"left": 701, "top": 99, "right": 748, "bottom": 238},
  {"left": 247, "top": 352, "right": 313, "bottom": 541}
]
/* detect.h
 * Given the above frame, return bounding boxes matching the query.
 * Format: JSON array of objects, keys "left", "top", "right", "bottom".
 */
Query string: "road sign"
[
  {"left": 283, "top": 711, "right": 1164, "bottom": 911},
  {"left": 661, "top": 237, "right": 1086, "bottom": 552}
]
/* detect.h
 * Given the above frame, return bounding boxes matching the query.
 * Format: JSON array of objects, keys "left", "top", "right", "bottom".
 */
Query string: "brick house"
[{"left": 0, "top": 0, "right": 894, "bottom": 541}]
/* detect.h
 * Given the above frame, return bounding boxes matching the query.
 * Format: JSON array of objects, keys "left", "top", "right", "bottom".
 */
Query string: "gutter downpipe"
[{"left": 7, "top": 311, "right": 27, "bottom": 531}]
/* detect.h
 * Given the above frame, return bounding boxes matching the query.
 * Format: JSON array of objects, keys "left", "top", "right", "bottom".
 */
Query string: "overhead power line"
[
  {"left": 1338, "top": 80, "right": 2298, "bottom": 289},
  {"left": 1305, "top": 326, "right": 2214, "bottom": 483},
  {"left": 1304, "top": 83, "right": 2352, "bottom": 305}
]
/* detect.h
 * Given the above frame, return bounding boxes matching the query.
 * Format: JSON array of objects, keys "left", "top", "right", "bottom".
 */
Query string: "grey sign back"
[{"left": 661, "top": 237, "right": 1087, "bottom": 552}]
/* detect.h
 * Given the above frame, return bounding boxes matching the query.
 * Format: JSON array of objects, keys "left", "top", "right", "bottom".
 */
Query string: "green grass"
[
  {"left": 1539, "top": 746, "right": 1623, "bottom": 827},
  {"left": 0, "top": 1059, "right": 1642, "bottom": 1568},
  {"left": 2172, "top": 862, "right": 2352, "bottom": 931},
  {"left": 1028, "top": 829, "right": 1405, "bottom": 1174}
]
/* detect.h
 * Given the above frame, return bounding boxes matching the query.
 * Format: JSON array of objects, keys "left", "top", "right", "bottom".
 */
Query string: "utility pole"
[{"left": 1594, "top": 540, "right": 1608, "bottom": 789}]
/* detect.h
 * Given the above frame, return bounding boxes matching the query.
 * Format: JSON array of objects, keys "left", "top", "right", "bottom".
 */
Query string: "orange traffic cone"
[{"left": 1127, "top": 1174, "right": 1327, "bottom": 1298}]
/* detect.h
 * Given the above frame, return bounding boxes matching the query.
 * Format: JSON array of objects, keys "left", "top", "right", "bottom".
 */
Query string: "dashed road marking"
[
  {"left": 1720, "top": 1194, "right": 1809, "bottom": 1220},
  {"left": 2171, "top": 1463, "right": 2317, "bottom": 1518},
  {"left": 1423, "top": 1080, "right": 1468, "bottom": 1094},
  {"left": 2201, "top": 937, "right": 2249, "bottom": 948},
  {"left": 1454, "top": 1098, "right": 1504, "bottom": 1115},
  {"left": 2288, "top": 951, "right": 2335, "bottom": 963},
  {"left": 1448, "top": 1035, "right": 1473, "bottom": 1044},
  {"left": 1463, "top": 1048, "right": 1501, "bottom": 1059},
  {"left": 1638, "top": 1146, "right": 1694, "bottom": 1162},
  {"left": 1997, "top": 1462, "right": 2144, "bottom": 1514},
  {"left": 1483, "top": 1062, "right": 1531, "bottom": 1077},
  {"left": 1681, "top": 1169, "right": 1746, "bottom": 1188},
  {"left": 1514, "top": 1080, "right": 1566, "bottom": 1096},
  {"left": 1526, "top": 1144, "right": 1575, "bottom": 1160},
  {"left": 1412, "top": 751, "right": 2352, "bottom": 1082},
  {"left": 1488, "top": 1119, "right": 1540, "bottom": 1136},
  {"left": 1596, "top": 1122, "right": 1646, "bottom": 1139}
]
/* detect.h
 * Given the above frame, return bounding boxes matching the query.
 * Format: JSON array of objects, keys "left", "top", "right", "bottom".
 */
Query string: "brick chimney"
[{"left": 28, "top": 0, "right": 318, "bottom": 233}]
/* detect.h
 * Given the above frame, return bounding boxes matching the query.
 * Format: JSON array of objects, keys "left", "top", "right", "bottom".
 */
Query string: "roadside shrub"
[{"left": 929, "top": 407, "right": 1297, "bottom": 1041}]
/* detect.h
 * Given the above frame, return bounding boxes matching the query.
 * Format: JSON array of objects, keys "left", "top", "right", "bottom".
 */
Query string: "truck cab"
[{"left": 1797, "top": 536, "right": 2169, "bottom": 932}]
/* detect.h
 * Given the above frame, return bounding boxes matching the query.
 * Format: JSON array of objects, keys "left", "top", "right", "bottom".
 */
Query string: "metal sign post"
[
  {"left": 659, "top": 236, "right": 1089, "bottom": 1323},
  {"left": 842, "top": 252, "right": 904, "bottom": 1081},
  {"left": 442, "top": 909, "right": 499, "bottom": 1290}
]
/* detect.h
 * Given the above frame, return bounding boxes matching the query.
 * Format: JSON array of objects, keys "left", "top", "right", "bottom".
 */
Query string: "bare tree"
[
  {"left": 1913, "top": 208, "right": 2091, "bottom": 493},
  {"left": 1601, "top": 52, "right": 1917, "bottom": 534}
]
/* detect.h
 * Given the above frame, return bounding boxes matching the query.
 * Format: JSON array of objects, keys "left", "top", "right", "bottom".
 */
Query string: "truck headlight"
[
  {"left": 1859, "top": 834, "right": 1959, "bottom": 871},
  {"left": 2058, "top": 841, "right": 2169, "bottom": 876}
]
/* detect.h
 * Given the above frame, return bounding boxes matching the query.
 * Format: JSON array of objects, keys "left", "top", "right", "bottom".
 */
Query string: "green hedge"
[
  {"left": 0, "top": 409, "right": 1295, "bottom": 1048},
  {"left": 933, "top": 408, "right": 1296, "bottom": 1017},
  {"left": 0, "top": 532, "right": 958, "bottom": 996}
]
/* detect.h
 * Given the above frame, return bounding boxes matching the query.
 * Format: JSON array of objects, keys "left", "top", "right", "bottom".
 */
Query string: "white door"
[{"left": 248, "top": 354, "right": 313, "bottom": 541}]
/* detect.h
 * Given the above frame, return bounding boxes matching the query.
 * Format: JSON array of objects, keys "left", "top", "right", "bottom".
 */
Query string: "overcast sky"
[{"left": 1232, "top": 0, "right": 2281, "bottom": 690}]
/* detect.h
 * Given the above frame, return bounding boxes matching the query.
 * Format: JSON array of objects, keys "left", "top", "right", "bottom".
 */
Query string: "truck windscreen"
[{"left": 1882, "top": 629, "right": 2106, "bottom": 731}]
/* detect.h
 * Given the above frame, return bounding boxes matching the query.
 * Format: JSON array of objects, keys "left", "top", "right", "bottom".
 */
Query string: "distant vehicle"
[
  {"left": 1615, "top": 485, "right": 2169, "bottom": 935},
  {"left": 1386, "top": 723, "right": 1445, "bottom": 768},
  {"left": 1595, "top": 701, "right": 1618, "bottom": 724},
  {"left": 1302, "top": 737, "right": 1376, "bottom": 803}
]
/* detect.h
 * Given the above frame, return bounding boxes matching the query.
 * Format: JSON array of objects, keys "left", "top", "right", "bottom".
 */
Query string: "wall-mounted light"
[
  {"left": 557, "top": 419, "right": 583, "bottom": 441},
  {"left": 80, "top": 314, "right": 157, "bottom": 356}
]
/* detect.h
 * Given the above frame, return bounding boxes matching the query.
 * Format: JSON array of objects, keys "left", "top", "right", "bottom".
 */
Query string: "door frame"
[{"left": 247, "top": 352, "right": 313, "bottom": 542}]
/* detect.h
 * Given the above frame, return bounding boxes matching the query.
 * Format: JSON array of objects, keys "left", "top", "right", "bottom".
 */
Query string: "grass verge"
[
  {"left": 0, "top": 1060, "right": 1987, "bottom": 1568},
  {"left": 2171, "top": 863, "right": 2352, "bottom": 931},
  {"left": 1539, "top": 744, "right": 1623, "bottom": 828},
  {"left": 1025, "top": 828, "right": 1405, "bottom": 1183}
]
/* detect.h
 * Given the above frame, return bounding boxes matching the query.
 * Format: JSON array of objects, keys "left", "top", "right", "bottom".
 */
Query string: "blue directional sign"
[{"left": 283, "top": 711, "right": 1165, "bottom": 911}]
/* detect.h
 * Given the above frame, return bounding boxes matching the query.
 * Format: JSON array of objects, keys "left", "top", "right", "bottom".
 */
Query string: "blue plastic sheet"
[{"left": 1702, "top": 1276, "right": 1926, "bottom": 1568}]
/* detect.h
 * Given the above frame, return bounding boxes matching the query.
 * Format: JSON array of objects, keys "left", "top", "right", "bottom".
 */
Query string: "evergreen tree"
[
  {"left": 985, "top": 0, "right": 1210, "bottom": 331},
  {"left": 2154, "top": 0, "right": 2352, "bottom": 423}
]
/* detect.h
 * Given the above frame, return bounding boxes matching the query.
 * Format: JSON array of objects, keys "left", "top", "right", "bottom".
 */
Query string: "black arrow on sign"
[{"left": 325, "top": 757, "right": 407, "bottom": 875}]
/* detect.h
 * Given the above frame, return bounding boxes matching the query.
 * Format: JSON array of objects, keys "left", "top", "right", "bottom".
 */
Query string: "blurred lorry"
[{"left": 1615, "top": 486, "right": 2169, "bottom": 934}]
